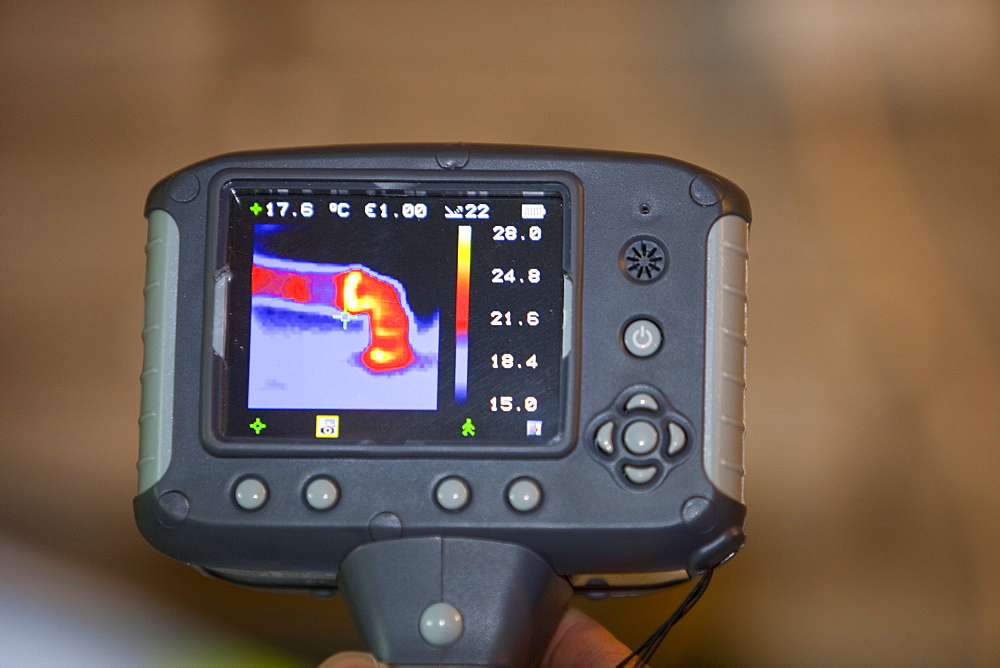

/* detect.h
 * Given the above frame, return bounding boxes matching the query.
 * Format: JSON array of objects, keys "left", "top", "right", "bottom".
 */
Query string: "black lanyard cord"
[{"left": 615, "top": 568, "right": 715, "bottom": 667}]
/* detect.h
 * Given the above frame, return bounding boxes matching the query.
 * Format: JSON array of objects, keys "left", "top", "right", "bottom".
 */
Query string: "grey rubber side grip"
[
  {"left": 338, "top": 537, "right": 571, "bottom": 667},
  {"left": 703, "top": 215, "right": 749, "bottom": 502},
  {"left": 138, "top": 209, "right": 180, "bottom": 493}
]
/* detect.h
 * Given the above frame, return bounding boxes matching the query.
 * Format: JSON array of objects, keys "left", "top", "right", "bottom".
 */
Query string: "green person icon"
[{"left": 461, "top": 418, "right": 476, "bottom": 436}]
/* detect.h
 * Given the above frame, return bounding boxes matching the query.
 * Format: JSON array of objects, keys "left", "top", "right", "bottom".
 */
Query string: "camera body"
[{"left": 135, "top": 144, "right": 749, "bottom": 601}]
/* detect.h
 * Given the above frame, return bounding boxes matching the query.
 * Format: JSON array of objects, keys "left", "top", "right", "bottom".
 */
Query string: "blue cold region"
[{"left": 247, "top": 255, "right": 440, "bottom": 411}]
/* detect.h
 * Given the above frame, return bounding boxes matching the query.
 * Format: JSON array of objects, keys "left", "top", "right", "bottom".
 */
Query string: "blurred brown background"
[{"left": 1, "top": 1, "right": 998, "bottom": 665}]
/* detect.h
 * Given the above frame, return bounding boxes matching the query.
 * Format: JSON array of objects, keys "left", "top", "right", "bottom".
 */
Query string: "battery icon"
[{"left": 521, "top": 204, "right": 546, "bottom": 220}]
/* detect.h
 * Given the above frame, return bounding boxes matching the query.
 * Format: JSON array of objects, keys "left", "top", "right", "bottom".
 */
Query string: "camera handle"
[{"left": 338, "top": 536, "right": 572, "bottom": 667}]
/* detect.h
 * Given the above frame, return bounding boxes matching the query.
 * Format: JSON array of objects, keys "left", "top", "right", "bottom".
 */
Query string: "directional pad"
[{"left": 588, "top": 386, "right": 693, "bottom": 488}]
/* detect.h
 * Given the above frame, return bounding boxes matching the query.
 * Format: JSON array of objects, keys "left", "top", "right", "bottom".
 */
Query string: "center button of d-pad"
[{"left": 623, "top": 420, "right": 659, "bottom": 455}]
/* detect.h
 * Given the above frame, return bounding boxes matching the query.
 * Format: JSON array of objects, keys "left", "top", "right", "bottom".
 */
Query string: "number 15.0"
[{"left": 489, "top": 396, "right": 538, "bottom": 412}]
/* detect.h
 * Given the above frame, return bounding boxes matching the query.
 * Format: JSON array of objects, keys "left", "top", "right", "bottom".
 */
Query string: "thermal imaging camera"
[{"left": 136, "top": 144, "right": 750, "bottom": 667}]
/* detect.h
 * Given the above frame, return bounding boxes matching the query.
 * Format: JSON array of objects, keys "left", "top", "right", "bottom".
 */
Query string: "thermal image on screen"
[{"left": 247, "top": 255, "right": 439, "bottom": 411}]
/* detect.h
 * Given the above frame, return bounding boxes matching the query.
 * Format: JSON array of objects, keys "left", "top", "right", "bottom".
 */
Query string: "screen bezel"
[{"left": 200, "top": 169, "right": 583, "bottom": 459}]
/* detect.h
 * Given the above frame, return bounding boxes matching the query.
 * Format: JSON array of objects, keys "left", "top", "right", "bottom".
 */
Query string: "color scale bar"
[{"left": 454, "top": 225, "right": 472, "bottom": 402}]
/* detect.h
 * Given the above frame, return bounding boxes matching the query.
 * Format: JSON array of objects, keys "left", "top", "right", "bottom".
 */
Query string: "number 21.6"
[{"left": 490, "top": 310, "right": 540, "bottom": 326}]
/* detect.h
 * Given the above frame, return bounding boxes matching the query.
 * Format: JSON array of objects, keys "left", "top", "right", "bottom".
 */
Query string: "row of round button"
[
  {"left": 234, "top": 475, "right": 543, "bottom": 513},
  {"left": 436, "top": 476, "right": 542, "bottom": 512},
  {"left": 234, "top": 476, "right": 340, "bottom": 511}
]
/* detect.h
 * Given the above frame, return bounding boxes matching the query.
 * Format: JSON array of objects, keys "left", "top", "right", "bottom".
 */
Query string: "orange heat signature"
[
  {"left": 251, "top": 265, "right": 312, "bottom": 303},
  {"left": 334, "top": 269, "right": 416, "bottom": 372}
]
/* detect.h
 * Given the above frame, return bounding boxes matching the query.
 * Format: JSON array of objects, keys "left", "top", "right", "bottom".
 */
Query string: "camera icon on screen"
[{"left": 315, "top": 415, "right": 340, "bottom": 438}]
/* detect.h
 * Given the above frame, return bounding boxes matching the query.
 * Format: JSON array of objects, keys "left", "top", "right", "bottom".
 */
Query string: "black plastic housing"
[{"left": 136, "top": 144, "right": 751, "bottom": 596}]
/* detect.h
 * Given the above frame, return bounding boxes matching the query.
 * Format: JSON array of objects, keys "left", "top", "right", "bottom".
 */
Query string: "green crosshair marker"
[
  {"left": 338, "top": 310, "right": 359, "bottom": 329},
  {"left": 249, "top": 417, "right": 267, "bottom": 434},
  {"left": 249, "top": 202, "right": 263, "bottom": 216}
]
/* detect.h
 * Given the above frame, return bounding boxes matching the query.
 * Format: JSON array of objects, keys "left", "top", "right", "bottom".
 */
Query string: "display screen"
[{"left": 219, "top": 181, "right": 571, "bottom": 446}]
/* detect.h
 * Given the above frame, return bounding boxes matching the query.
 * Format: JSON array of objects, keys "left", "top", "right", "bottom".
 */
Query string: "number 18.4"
[{"left": 491, "top": 354, "right": 539, "bottom": 369}]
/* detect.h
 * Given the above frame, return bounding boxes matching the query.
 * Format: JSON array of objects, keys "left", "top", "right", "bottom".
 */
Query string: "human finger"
[
  {"left": 540, "top": 607, "right": 633, "bottom": 668},
  {"left": 317, "top": 650, "right": 388, "bottom": 668}
]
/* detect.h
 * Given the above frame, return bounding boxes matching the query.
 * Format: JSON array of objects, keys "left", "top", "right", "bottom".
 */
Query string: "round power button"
[{"left": 623, "top": 319, "right": 662, "bottom": 357}]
